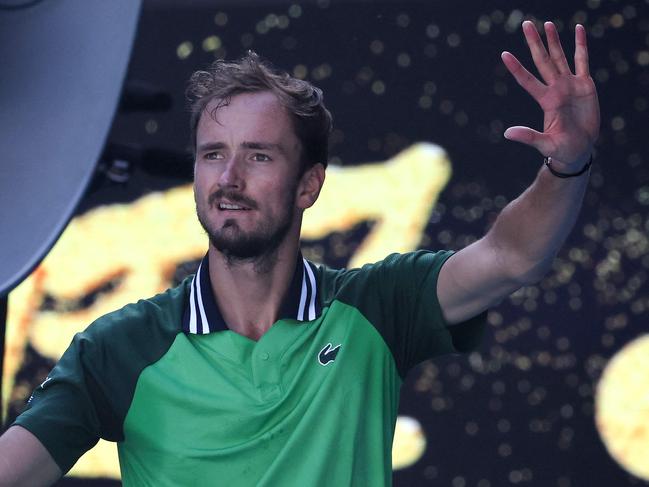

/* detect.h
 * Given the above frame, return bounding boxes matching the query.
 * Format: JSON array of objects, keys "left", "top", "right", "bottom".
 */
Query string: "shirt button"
[{"left": 260, "top": 352, "right": 269, "bottom": 361}]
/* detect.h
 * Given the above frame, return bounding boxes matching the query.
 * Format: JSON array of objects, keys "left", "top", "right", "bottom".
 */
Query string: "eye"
[
  {"left": 251, "top": 153, "right": 272, "bottom": 162},
  {"left": 204, "top": 151, "right": 224, "bottom": 160}
]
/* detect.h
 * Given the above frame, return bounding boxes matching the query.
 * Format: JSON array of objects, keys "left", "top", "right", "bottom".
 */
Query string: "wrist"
[{"left": 543, "top": 155, "right": 592, "bottom": 178}]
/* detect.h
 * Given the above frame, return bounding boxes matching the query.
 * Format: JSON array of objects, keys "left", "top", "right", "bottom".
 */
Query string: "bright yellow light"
[
  {"left": 392, "top": 416, "right": 427, "bottom": 469},
  {"left": 596, "top": 334, "right": 649, "bottom": 480},
  {"left": 202, "top": 35, "right": 221, "bottom": 52},
  {"left": 176, "top": 41, "right": 193, "bottom": 60}
]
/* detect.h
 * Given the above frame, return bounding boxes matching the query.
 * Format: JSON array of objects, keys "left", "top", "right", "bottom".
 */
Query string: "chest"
[{"left": 121, "top": 302, "right": 400, "bottom": 455}]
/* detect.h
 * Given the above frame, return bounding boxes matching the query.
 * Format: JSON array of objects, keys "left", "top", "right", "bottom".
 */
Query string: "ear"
[{"left": 296, "top": 163, "right": 325, "bottom": 210}]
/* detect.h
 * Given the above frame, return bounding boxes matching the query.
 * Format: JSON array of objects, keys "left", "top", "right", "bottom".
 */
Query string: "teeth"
[{"left": 219, "top": 203, "right": 245, "bottom": 210}]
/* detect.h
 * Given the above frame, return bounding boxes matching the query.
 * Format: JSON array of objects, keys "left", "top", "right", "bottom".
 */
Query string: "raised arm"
[
  {"left": 438, "top": 21, "right": 600, "bottom": 324},
  {"left": 0, "top": 425, "right": 61, "bottom": 486}
]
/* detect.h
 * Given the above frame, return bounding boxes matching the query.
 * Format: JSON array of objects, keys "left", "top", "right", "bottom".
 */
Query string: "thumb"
[{"left": 504, "top": 126, "right": 553, "bottom": 155}]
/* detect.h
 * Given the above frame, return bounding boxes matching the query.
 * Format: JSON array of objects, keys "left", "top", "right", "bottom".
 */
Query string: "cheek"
[
  {"left": 257, "top": 186, "right": 292, "bottom": 216},
  {"left": 277, "top": 181, "right": 299, "bottom": 210},
  {"left": 193, "top": 181, "right": 208, "bottom": 208},
  {"left": 193, "top": 165, "right": 220, "bottom": 200}
]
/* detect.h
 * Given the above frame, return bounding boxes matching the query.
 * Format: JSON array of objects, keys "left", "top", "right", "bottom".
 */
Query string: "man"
[{"left": 0, "top": 20, "right": 598, "bottom": 486}]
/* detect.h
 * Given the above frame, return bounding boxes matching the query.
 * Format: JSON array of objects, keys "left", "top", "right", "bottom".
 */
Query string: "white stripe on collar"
[
  {"left": 195, "top": 262, "right": 210, "bottom": 334},
  {"left": 303, "top": 258, "right": 317, "bottom": 321},
  {"left": 297, "top": 262, "right": 308, "bottom": 321},
  {"left": 189, "top": 273, "right": 198, "bottom": 334}
]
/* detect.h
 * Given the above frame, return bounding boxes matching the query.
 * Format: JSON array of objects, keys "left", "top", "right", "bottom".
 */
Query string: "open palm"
[{"left": 502, "top": 21, "right": 600, "bottom": 168}]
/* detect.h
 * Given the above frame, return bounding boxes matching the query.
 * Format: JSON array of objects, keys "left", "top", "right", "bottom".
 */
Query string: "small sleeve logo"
[
  {"left": 318, "top": 343, "right": 341, "bottom": 366},
  {"left": 39, "top": 376, "right": 53, "bottom": 390}
]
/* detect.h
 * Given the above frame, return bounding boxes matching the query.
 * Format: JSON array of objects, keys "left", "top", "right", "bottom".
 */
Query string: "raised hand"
[{"left": 502, "top": 21, "right": 600, "bottom": 170}]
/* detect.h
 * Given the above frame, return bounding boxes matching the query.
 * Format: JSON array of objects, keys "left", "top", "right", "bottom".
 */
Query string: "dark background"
[{"left": 7, "top": 0, "right": 649, "bottom": 485}]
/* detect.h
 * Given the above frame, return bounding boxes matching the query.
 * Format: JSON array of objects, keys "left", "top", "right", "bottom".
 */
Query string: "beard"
[{"left": 196, "top": 187, "right": 296, "bottom": 264}]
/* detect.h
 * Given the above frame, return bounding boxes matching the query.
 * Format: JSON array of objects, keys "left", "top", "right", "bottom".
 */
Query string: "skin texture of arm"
[
  {"left": 438, "top": 21, "right": 600, "bottom": 325},
  {"left": 0, "top": 426, "right": 61, "bottom": 487}
]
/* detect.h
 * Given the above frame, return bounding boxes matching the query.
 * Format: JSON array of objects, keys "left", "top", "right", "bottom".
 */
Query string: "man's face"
[{"left": 193, "top": 91, "right": 304, "bottom": 260}]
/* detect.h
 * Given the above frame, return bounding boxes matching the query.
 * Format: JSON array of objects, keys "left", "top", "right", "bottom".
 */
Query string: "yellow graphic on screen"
[
  {"left": 392, "top": 416, "right": 427, "bottom": 469},
  {"left": 596, "top": 334, "right": 649, "bottom": 481},
  {"left": 5, "top": 143, "right": 449, "bottom": 478}
]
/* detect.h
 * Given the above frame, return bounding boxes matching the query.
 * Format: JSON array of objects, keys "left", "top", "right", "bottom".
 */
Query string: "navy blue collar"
[{"left": 182, "top": 253, "right": 321, "bottom": 334}]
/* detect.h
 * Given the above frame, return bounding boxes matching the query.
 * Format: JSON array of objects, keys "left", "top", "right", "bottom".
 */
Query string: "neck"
[{"left": 207, "top": 228, "right": 301, "bottom": 341}]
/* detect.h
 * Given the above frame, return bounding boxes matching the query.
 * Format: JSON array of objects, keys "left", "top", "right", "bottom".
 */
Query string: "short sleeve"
[
  {"left": 11, "top": 281, "right": 190, "bottom": 474},
  {"left": 333, "top": 251, "right": 486, "bottom": 377},
  {"left": 12, "top": 327, "right": 117, "bottom": 473}
]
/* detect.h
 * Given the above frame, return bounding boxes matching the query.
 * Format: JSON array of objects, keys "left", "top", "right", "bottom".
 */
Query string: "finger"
[
  {"left": 522, "top": 20, "right": 559, "bottom": 83},
  {"left": 501, "top": 51, "right": 546, "bottom": 101},
  {"left": 544, "top": 22, "right": 571, "bottom": 75},
  {"left": 504, "top": 126, "right": 554, "bottom": 155},
  {"left": 574, "top": 24, "right": 590, "bottom": 76}
]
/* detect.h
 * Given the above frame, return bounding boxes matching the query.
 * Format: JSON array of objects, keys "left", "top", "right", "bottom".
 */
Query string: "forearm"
[
  {"left": 486, "top": 158, "right": 590, "bottom": 284},
  {"left": 0, "top": 426, "right": 61, "bottom": 486},
  {"left": 437, "top": 21, "right": 598, "bottom": 324}
]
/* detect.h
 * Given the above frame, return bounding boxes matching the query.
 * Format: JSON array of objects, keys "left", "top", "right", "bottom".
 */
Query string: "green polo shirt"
[{"left": 14, "top": 250, "right": 485, "bottom": 486}]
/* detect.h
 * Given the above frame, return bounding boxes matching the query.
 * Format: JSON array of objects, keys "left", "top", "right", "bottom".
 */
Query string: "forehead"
[{"left": 197, "top": 91, "right": 299, "bottom": 148}]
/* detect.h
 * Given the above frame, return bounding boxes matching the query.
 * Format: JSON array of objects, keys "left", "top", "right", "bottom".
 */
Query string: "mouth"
[
  {"left": 208, "top": 191, "right": 257, "bottom": 212},
  {"left": 217, "top": 201, "right": 252, "bottom": 211}
]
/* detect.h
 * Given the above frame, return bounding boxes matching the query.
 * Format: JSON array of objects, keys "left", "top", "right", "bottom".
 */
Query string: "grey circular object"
[{"left": 0, "top": 0, "right": 142, "bottom": 295}]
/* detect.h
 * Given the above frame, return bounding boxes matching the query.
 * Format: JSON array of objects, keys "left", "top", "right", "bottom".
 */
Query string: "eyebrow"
[
  {"left": 197, "top": 141, "right": 288, "bottom": 155},
  {"left": 196, "top": 141, "right": 225, "bottom": 153},
  {"left": 241, "top": 141, "right": 286, "bottom": 154}
]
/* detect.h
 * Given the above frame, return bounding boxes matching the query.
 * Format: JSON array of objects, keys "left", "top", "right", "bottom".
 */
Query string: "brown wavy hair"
[{"left": 186, "top": 51, "right": 332, "bottom": 170}]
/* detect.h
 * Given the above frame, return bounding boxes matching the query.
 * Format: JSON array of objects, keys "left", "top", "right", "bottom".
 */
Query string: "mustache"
[{"left": 208, "top": 189, "right": 258, "bottom": 210}]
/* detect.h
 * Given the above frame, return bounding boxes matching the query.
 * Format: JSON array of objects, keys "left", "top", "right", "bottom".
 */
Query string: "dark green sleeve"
[
  {"left": 13, "top": 325, "right": 115, "bottom": 473},
  {"left": 12, "top": 281, "right": 188, "bottom": 473},
  {"left": 333, "top": 251, "right": 486, "bottom": 378}
]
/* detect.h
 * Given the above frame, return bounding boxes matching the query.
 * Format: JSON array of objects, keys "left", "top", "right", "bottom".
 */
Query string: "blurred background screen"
[{"left": 2, "top": 0, "right": 649, "bottom": 485}]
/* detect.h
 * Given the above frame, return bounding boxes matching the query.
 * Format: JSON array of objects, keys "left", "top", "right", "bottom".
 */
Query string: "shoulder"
[
  {"left": 75, "top": 277, "right": 191, "bottom": 351},
  {"left": 374, "top": 250, "right": 455, "bottom": 274},
  {"left": 312, "top": 250, "right": 453, "bottom": 307},
  {"left": 313, "top": 250, "right": 454, "bottom": 306}
]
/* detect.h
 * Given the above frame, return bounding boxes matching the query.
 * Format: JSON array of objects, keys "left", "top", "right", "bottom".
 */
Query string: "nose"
[{"left": 218, "top": 156, "right": 245, "bottom": 190}]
